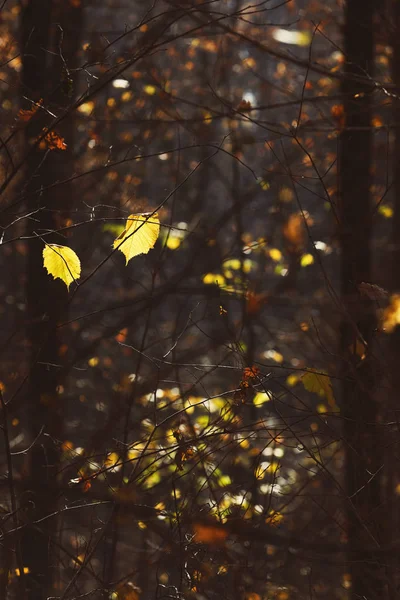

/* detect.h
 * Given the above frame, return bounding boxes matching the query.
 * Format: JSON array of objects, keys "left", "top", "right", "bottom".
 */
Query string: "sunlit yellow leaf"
[
  {"left": 257, "top": 177, "right": 270, "bottom": 190},
  {"left": 382, "top": 294, "right": 400, "bottom": 333},
  {"left": 300, "top": 253, "right": 314, "bottom": 267},
  {"left": 263, "top": 349, "right": 284, "bottom": 363},
  {"left": 269, "top": 248, "right": 282, "bottom": 262},
  {"left": 379, "top": 205, "right": 393, "bottom": 218},
  {"left": 203, "top": 273, "right": 225, "bottom": 286},
  {"left": 143, "top": 470, "right": 161, "bottom": 489},
  {"left": 77, "top": 101, "right": 94, "bottom": 115},
  {"left": 42, "top": 244, "right": 81, "bottom": 290},
  {"left": 113, "top": 213, "right": 160, "bottom": 264},
  {"left": 143, "top": 84, "right": 156, "bottom": 95},
  {"left": 14, "top": 567, "right": 30, "bottom": 576},
  {"left": 218, "top": 474, "right": 232, "bottom": 487},
  {"left": 286, "top": 373, "right": 299, "bottom": 386},
  {"left": 104, "top": 452, "right": 120, "bottom": 471},
  {"left": 255, "top": 464, "right": 267, "bottom": 480},
  {"left": 253, "top": 391, "right": 272, "bottom": 406},
  {"left": 265, "top": 510, "right": 284, "bottom": 526},
  {"left": 272, "top": 28, "right": 312, "bottom": 46},
  {"left": 165, "top": 235, "right": 181, "bottom": 250},
  {"left": 223, "top": 258, "right": 241, "bottom": 270}
]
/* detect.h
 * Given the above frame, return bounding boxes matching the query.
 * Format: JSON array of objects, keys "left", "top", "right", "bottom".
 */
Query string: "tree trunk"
[
  {"left": 339, "top": 1, "right": 385, "bottom": 598},
  {"left": 384, "top": 1, "right": 400, "bottom": 595},
  {"left": 20, "top": 2, "right": 82, "bottom": 598}
]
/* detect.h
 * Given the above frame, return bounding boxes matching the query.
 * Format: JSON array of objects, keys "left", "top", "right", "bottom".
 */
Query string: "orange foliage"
[
  {"left": 243, "top": 366, "right": 260, "bottom": 381},
  {"left": 39, "top": 129, "right": 67, "bottom": 151},
  {"left": 18, "top": 99, "right": 43, "bottom": 122},
  {"left": 283, "top": 213, "right": 305, "bottom": 253},
  {"left": 193, "top": 523, "right": 228, "bottom": 545},
  {"left": 246, "top": 290, "right": 268, "bottom": 315},
  {"left": 331, "top": 104, "right": 345, "bottom": 130},
  {"left": 115, "top": 328, "right": 128, "bottom": 343}
]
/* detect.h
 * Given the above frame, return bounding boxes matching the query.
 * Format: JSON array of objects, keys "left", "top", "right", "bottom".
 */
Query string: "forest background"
[{"left": 0, "top": 0, "right": 398, "bottom": 599}]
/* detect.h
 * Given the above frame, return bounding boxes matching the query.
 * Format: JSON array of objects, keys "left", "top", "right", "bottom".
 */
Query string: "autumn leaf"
[
  {"left": 243, "top": 366, "right": 260, "bottom": 381},
  {"left": 18, "top": 99, "right": 43, "bottom": 122},
  {"left": 283, "top": 213, "right": 305, "bottom": 253},
  {"left": 301, "top": 369, "right": 336, "bottom": 408},
  {"left": 115, "top": 328, "right": 128, "bottom": 343},
  {"left": 246, "top": 290, "right": 268, "bottom": 315},
  {"left": 38, "top": 129, "right": 67, "bottom": 151},
  {"left": 331, "top": 104, "right": 345, "bottom": 130},
  {"left": 113, "top": 213, "right": 160, "bottom": 264},
  {"left": 173, "top": 430, "right": 194, "bottom": 470},
  {"left": 193, "top": 522, "right": 228, "bottom": 545},
  {"left": 237, "top": 99, "right": 252, "bottom": 111},
  {"left": 382, "top": 294, "right": 400, "bottom": 333},
  {"left": 42, "top": 244, "right": 81, "bottom": 289}
]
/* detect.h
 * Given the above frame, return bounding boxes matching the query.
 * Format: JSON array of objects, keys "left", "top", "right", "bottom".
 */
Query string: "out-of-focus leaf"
[
  {"left": 103, "top": 223, "right": 125, "bottom": 237},
  {"left": 193, "top": 522, "right": 228, "bottom": 545},
  {"left": 301, "top": 369, "right": 335, "bottom": 407}
]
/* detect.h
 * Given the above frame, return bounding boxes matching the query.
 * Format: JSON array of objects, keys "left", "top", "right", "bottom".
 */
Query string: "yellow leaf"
[
  {"left": 165, "top": 235, "right": 181, "bottom": 250},
  {"left": 272, "top": 28, "right": 312, "bottom": 46},
  {"left": 42, "top": 244, "right": 81, "bottom": 290},
  {"left": 253, "top": 391, "right": 271, "bottom": 406},
  {"left": 113, "top": 213, "right": 160, "bottom": 264},
  {"left": 378, "top": 205, "right": 393, "bottom": 218},
  {"left": 223, "top": 258, "right": 241, "bottom": 270},
  {"left": 382, "top": 294, "right": 400, "bottom": 333},
  {"left": 286, "top": 373, "right": 299, "bottom": 386},
  {"left": 301, "top": 369, "right": 335, "bottom": 407},
  {"left": 300, "top": 253, "right": 314, "bottom": 267},
  {"left": 269, "top": 248, "right": 282, "bottom": 262},
  {"left": 143, "top": 84, "right": 156, "bottom": 95},
  {"left": 203, "top": 273, "right": 225, "bottom": 286}
]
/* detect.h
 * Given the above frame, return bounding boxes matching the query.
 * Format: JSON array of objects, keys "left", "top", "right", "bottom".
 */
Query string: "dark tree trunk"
[
  {"left": 339, "top": 1, "right": 385, "bottom": 598},
  {"left": 384, "top": 1, "right": 400, "bottom": 596},
  {"left": 20, "top": 2, "right": 82, "bottom": 598}
]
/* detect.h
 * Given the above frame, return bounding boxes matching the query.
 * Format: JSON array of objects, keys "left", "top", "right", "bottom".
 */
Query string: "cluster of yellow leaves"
[{"left": 42, "top": 213, "right": 160, "bottom": 289}]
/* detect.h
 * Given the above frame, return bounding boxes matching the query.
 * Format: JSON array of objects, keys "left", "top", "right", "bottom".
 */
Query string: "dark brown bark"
[
  {"left": 20, "top": 2, "right": 82, "bottom": 598},
  {"left": 339, "top": 1, "right": 385, "bottom": 598},
  {"left": 384, "top": 1, "right": 400, "bottom": 596}
]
